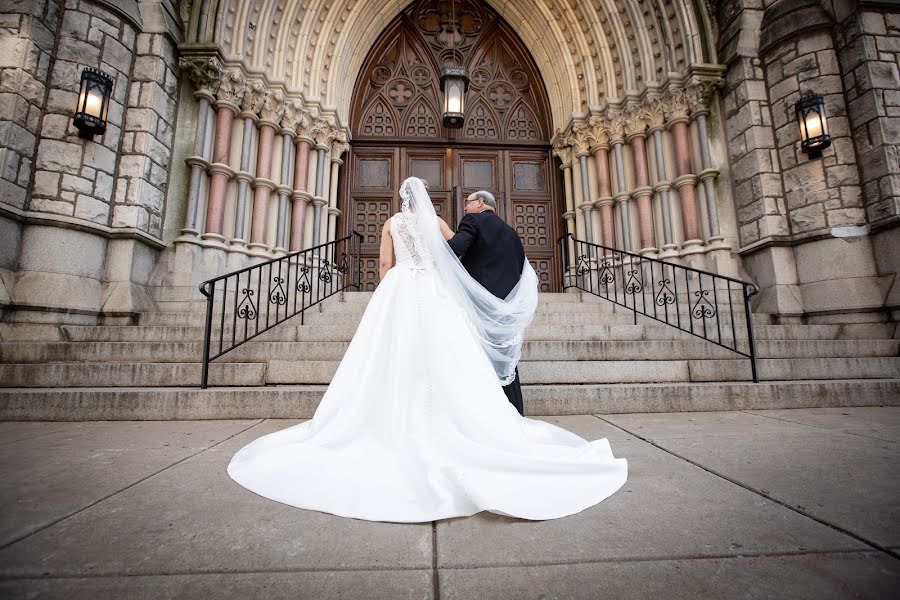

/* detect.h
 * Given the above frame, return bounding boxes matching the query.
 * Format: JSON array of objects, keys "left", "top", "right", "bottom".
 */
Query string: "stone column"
[
  {"left": 327, "top": 136, "right": 349, "bottom": 244},
  {"left": 624, "top": 102, "right": 655, "bottom": 254},
  {"left": 570, "top": 143, "right": 586, "bottom": 242},
  {"left": 231, "top": 80, "right": 264, "bottom": 250},
  {"left": 588, "top": 117, "right": 615, "bottom": 250},
  {"left": 204, "top": 71, "right": 244, "bottom": 245},
  {"left": 275, "top": 109, "right": 297, "bottom": 254},
  {"left": 609, "top": 115, "right": 633, "bottom": 251},
  {"left": 553, "top": 144, "right": 576, "bottom": 267},
  {"left": 665, "top": 87, "right": 703, "bottom": 253},
  {"left": 178, "top": 56, "right": 221, "bottom": 239},
  {"left": 646, "top": 96, "right": 677, "bottom": 259},
  {"left": 571, "top": 124, "right": 594, "bottom": 243},
  {"left": 688, "top": 82, "right": 728, "bottom": 252},
  {"left": 290, "top": 125, "right": 313, "bottom": 252},
  {"left": 249, "top": 90, "right": 284, "bottom": 257},
  {"left": 309, "top": 117, "right": 334, "bottom": 248}
]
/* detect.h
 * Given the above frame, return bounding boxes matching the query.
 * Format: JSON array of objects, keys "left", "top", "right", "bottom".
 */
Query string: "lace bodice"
[{"left": 390, "top": 212, "right": 433, "bottom": 268}]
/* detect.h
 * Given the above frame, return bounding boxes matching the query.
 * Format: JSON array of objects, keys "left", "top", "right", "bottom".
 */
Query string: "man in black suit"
[{"left": 447, "top": 190, "right": 528, "bottom": 416}]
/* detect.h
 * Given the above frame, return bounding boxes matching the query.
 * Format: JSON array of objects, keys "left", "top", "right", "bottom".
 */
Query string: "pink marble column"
[
  {"left": 250, "top": 122, "right": 276, "bottom": 246},
  {"left": 205, "top": 104, "right": 236, "bottom": 236},
  {"left": 670, "top": 120, "right": 701, "bottom": 243},
  {"left": 629, "top": 134, "right": 656, "bottom": 251},
  {"left": 592, "top": 146, "right": 615, "bottom": 248},
  {"left": 290, "top": 139, "right": 311, "bottom": 251}
]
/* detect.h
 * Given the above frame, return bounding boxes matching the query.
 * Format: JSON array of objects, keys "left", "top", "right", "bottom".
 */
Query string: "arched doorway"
[{"left": 341, "top": 0, "right": 561, "bottom": 291}]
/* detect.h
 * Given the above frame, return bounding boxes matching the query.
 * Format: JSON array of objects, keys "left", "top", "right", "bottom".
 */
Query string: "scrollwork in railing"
[
  {"left": 237, "top": 288, "right": 257, "bottom": 320},
  {"left": 319, "top": 259, "right": 333, "bottom": 283},
  {"left": 655, "top": 278, "right": 676, "bottom": 306},
  {"left": 691, "top": 289, "right": 716, "bottom": 319},
  {"left": 296, "top": 266, "right": 311, "bottom": 293},
  {"left": 199, "top": 233, "right": 364, "bottom": 388},
  {"left": 558, "top": 233, "right": 760, "bottom": 382},
  {"left": 269, "top": 276, "right": 287, "bottom": 306},
  {"left": 598, "top": 259, "right": 615, "bottom": 285},
  {"left": 576, "top": 254, "right": 590, "bottom": 277},
  {"left": 624, "top": 268, "right": 643, "bottom": 294}
]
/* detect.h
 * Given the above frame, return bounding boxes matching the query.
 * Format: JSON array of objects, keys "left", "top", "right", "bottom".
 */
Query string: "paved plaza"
[{"left": 0, "top": 407, "right": 898, "bottom": 599}]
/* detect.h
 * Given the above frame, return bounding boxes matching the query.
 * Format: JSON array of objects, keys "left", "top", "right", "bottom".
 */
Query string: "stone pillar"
[
  {"left": 180, "top": 86, "right": 214, "bottom": 237},
  {"left": 290, "top": 132, "right": 312, "bottom": 252},
  {"left": 248, "top": 90, "right": 284, "bottom": 257},
  {"left": 624, "top": 102, "right": 655, "bottom": 254},
  {"left": 276, "top": 130, "right": 294, "bottom": 253},
  {"left": 553, "top": 144, "right": 576, "bottom": 267},
  {"left": 588, "top": 118, "right": 615, "bottom": 250},
  {"left": 203, "top": 71, "right": 244, "bottom": 245},
  {"left": 326, "top": 136, "right": 349, "bottom": 244},
  {"left": 665, "top": 88, "right": 703, "bottom": 254},
  {"left": 646, "top": 96, "right": 677, "bottom": 259},
  {"left": 570, "top": 145, "right": 586, "bottom": 242},
  {"left": 231, "top": 80, "right": 264, "bottom": 250},
  {"left": 610, "top": 122, "right": 632, "bottom": 251},
  {"left": 577, "top": 150, "right": 594, "bottom": 244}
]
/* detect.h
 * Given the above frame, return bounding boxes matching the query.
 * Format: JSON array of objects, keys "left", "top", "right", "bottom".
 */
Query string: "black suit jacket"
[{"left": 447, "top": 211, "right": 526, "bottom": 299}]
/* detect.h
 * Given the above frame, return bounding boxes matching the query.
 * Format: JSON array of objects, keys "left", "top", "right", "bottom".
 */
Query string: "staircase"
[{"left": 1, "top": 291, "right": 897, "bottom": 420}]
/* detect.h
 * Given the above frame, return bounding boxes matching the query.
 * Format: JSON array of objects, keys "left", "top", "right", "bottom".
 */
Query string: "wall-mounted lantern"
[
  {"left": 440, "top": 66, "right": 469, "bottom": 129},
  {"left": 73, "top": 67, "right": 113, "bottom": 139},
  {"left": 795, "top": 92, "right": 831, "bottom": 159}
]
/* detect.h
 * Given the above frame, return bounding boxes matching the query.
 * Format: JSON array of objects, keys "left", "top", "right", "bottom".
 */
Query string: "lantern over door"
[
  {"left": 73, "top": 67, "right": 113, "bottom": 139},
  {"left": 795, "top": 92, "right": 831, "bottom": 159},
  {"left": 440, "top": 66, "right": 469, "bottom": 128}
]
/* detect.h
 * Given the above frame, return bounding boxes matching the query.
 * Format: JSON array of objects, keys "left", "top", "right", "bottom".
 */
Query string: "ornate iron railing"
[
  {"left": 199, "top": 232, "right": 363, "bottom": 388},
  {"left": 558, "top": 234, "right": 761, "bottom": 382}
]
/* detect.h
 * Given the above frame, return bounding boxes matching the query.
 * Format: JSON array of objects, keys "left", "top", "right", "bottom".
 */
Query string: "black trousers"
[{"left": 502, "top": 367, "right": 524, "bottom": 416}]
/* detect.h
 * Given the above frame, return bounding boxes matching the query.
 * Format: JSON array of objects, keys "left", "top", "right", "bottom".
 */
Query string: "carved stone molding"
[
  {"left": 259, "top": 89, "right": 286, "bottom": 126},
  {"left": 216, "top": 70, "right": 247, "bottom": 110},
  {"left": 179, "top": 56, "right": 223, "bottom": 97},
  {"left": 239, "top": 79, "right": 266, "bottom": 118},
  {"left": 663, "top": 87, "right": 691, "bottom": 125}
]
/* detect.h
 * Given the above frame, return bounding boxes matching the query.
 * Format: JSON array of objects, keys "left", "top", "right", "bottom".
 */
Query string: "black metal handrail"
[
  {"left": 558, "top": 233, "right": 761, "bottom": 382},
  {"left": 198, "top": 232, "right": 363, "bottom": 388}
]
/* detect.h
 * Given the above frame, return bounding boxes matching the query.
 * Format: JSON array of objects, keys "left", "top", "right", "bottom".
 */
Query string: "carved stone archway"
[{"left": 343, "top": 0, "right": 561, "bottom": 291}]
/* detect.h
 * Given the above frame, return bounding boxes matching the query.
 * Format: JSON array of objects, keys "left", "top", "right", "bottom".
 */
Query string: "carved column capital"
[
  {"left": 643, "top": 94, "right": 668, "bottom": 132},
  {"left": 258, "top": 89, "right": 285, "bottom": 128},
  {"left": 686, "top": 75, "right": 724, "bottom": 117},
  {"left": 663, "top": 87, "right": 691, "bottom": 126},
  {"left": 239, "top": 79, "right": 266, "bottom": 119},
  {"left": 178, "top": 56, "right": 223, "bottom": 100},
  {"left": 331, "top": 131, "right": 349, "bottom": 158},
  {"left": 552, "top": 142, "right": 573, "bottom": 167},
  {"left": 587, "top": 115, "right": 610, "bottom": 150},
  {"left": 571, "top": 121, "right": 592, "bottom": 157},
  {"left": 215, "top": 69, "right": 247, "bottom": 111},
  {"left": 622, "top": 99, "right": 648, "bottom": 141}
]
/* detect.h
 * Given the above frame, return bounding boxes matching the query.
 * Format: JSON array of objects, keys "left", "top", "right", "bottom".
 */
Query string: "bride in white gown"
[{"left": 227, "top": 177, "right": 627, "bottom": 522}]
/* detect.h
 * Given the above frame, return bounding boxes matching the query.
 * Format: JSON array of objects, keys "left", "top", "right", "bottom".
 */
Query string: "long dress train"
[{"left": 227, "top": 213, "right": 628, "bottom": 522}]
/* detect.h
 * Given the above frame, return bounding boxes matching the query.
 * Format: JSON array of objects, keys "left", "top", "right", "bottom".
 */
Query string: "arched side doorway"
[{"left": 340, "top": 0, "right": 562, "bottom": 291}]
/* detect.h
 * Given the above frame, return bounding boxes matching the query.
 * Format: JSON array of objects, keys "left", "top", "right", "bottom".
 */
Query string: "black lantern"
[
  {"left": 73, "top": 67, "right": 113, "bottom": 139},
  {"left": 795, "top": 92, "right": 831, "bottom": 159},
  {"left": 440, "top": 66, "right": 469, "bottom": 128}
]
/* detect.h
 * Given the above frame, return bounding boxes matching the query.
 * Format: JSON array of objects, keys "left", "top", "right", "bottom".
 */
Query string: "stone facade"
[
  {"left": 718, "top": 0, "right": 899, "bottom": 323},
  {"left": 0, "top": 0, "right": 897, "bottom": 326}
]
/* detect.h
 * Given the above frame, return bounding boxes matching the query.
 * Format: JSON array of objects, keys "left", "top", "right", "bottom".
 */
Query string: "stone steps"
[
  {"left": 1, "top": 291, "right": 896, "bottom": 419},
  {"left": 0, "top": 379, "right": 896, "bottom": 420},
  {"left": 2, "top": 356, "right": 898, "bottom": 387},
  {"left": 1, "top": 339, "right": 896, "bottom": 363},
  {"left": 39, "top": 322, "right": 895, "bottom": 343}
]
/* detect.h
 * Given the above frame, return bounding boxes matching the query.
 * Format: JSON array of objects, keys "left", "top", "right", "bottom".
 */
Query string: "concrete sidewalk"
[{"left": 0, "top": 408, "right": 898, "bottom": 599}]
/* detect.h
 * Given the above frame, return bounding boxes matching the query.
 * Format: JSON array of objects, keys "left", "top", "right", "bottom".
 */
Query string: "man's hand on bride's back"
[{"left": 438, "top": 217, "right": 455, "bottom": 241}]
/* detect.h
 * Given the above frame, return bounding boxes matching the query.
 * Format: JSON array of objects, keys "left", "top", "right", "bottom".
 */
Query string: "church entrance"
[{"left": 341, "top": 0, "right": 561, "bottom": 291}]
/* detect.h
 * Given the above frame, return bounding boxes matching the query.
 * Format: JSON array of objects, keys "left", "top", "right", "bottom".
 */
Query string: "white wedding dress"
[{"left": 227, "top": 187, "right": 628, "bottom": 522}]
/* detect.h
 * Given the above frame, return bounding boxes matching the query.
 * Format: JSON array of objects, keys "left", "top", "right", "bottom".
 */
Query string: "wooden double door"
[{"left": 343, "top": 145, "right": 561, "bottom": 292}]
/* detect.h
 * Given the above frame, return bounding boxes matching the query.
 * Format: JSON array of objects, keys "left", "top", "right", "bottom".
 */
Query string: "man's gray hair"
[{"left": 473, "top": 190, "right": 496, "bottom": 209}]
